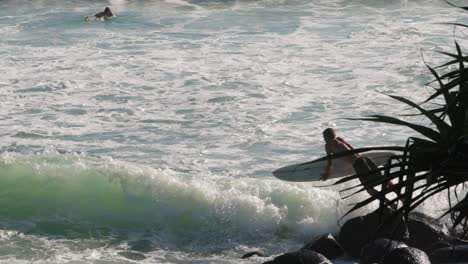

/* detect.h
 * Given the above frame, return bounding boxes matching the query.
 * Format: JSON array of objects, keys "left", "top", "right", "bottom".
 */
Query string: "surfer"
[
  {"left": 320, "top": 128, "right": 398, "bottom": 207},
  {"left": 85, "top": 7, "right": 114, "bottom": 20}
]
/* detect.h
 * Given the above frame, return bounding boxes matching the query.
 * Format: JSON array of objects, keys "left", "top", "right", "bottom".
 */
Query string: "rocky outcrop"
[
  {"left": 118, "top": 251, "right": 147, "bottom": 261},
  {"left": 406, "top": 212, "right": 453, "bottom": 251},
  {"left": 381, "top": 247, "right": 431, "bottom": 264},
  {"left": 427, "top": 241, "right": 453, "bottom": 253},
  {"left": 429, "top": 245, "right": 468, "bottom": 264},
  {"left": 128, "top": 239, "right": 154, "bottom": 252},
  {"left": 259, "top": 211, "right": 468, "bottom": 264},
  {"left": 263, "top": 249, "right": 332, "bottom": 264},
  {"left": 241, "top": 251, "right": 266, "bottom": 259},
  {"left": 338, "top": 208, "right": 409, "bottom": 257},
  {"left": 360, "top": 238, "right": 407, "bottom": 264},
  {"left": 302, "top": 233, "right": 344, "bottom": 260}
]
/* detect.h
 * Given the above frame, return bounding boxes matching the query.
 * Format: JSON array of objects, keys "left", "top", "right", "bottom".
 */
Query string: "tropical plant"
[{"left": 310, "top": 1, "right": 468, "bottom": 233}]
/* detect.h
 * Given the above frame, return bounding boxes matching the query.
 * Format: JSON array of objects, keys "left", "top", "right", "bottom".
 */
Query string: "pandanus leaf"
[
  {"left": 443, "top": 0, "right": 468, "bottom": 11},
  {"left": 386, "top": 94, "right": 452, "bottom": 140},
  {"left": 351, "top": 115, "right": 443, "bottom": 143}
]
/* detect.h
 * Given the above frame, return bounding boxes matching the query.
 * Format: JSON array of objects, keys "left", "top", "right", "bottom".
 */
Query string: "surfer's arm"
[{"left": 337, "top": 137, "right": 354, "bottom": 150}]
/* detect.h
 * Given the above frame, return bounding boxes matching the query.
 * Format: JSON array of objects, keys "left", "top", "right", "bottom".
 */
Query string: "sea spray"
[{"left": 0, "top": 152, "right": 355, "bottom": 247}]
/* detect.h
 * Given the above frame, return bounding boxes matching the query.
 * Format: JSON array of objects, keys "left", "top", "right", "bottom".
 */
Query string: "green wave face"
[
  {"left": 0, "top": 152, "right": 350, "bottom": 248},
  {"left": 0, "top": 154, "right": 222, "bottom": 241}
]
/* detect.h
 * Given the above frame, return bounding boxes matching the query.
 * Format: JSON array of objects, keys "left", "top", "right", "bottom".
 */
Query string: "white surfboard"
[{"left": 272, "top": 152, "right": 394, "bottom": 182}]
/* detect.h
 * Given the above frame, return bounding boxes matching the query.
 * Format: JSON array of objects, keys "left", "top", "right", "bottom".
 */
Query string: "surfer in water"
[
  {"left": 320, "top": 128, "right": 398, "bottom": 208},
  {"left": 85, "top": 7, "right": 114, "bottom": 20}
]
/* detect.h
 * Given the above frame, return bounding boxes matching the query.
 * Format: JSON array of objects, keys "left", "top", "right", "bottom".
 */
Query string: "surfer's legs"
[{"left": 353, "top": 157, "right": 396, "bottom": 209}]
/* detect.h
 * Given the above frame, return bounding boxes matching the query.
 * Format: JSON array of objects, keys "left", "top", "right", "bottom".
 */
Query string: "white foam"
[
  {"left": 0, "top": 152, "right": 369, "bottom": 242},
  {"left": 109, "top": 0, "right": 128, "bottom": 4},
  {"left": 0, "top": 0, "right": 465, "bottom": 262}
]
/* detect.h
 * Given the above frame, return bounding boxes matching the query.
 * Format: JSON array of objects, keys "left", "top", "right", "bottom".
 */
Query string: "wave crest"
[{"left": 0, "top": 152, "right": 349, "bottom": 246}]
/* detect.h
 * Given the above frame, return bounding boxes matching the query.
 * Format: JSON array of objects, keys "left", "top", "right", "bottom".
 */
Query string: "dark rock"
[
  {"left": 118, "top": 251, "right": 147, "bottom": 261},
  {"left": 381, "top": 247, "right": 431, "bottom": 264},
  {"left": 429, "top": 245, "right": 468, "bottom": 264},
  {"left": 241, "top": 251, "right": 266, "bottom": 259},
  {"left": 407, "top": 212, "right": 452, "bottom": 251},
  {"left": 265, "top": 249, "right": 332, "bottom": 264},
  {"left": 338, "top": 208, "right": 409, "bottom": 258},
  {"left": 428, "top": 241, "right": 453, "bottom": 253},
  {"left": 360, "top": 238, "right": 407, "bottom": 264},
  {"left": 129, "top": 239, "right": 154, "bottom": 252},
  {"left": 302, "top": 233, "right": 344, "bottom": 260},
  {"left": 406, "top": 212, "right": 468, "bottom": 253}
]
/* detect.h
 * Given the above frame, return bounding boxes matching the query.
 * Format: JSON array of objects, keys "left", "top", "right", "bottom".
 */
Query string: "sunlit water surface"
[{"left": 0, "top": 0, "right": 466, "bottom": 263}]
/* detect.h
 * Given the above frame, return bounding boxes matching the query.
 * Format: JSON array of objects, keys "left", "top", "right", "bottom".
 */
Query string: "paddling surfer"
[
  {"left": 320, "top": 128, "right": 397, "bottom": 207},
  {"left": 85, "top": 7, "right": 114, "bottom": 20}
]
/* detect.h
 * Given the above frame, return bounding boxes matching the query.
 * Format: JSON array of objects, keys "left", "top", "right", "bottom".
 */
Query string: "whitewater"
[{"left": 0, "top": 0, "right": 466, "bottom": 263}]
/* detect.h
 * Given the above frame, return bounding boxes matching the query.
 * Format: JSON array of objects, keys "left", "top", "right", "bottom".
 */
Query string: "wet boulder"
[
  {"left": 129, "top": 239, "right": 154, "bottom": 252},
  {"left": 427, "top": 241, "right": 453, "bottom": 253},
  {"left": 241, "top": 251, "right": 266, "bottom": 259},
  {"left": 118, "top": 251, "right": 147, "bottom": 261},
  {"left": 338, "top": 208, "right": 409, "bottom": 258},
  {"left": 360, "top": 238, "right": 407, "bottom": 264},
  {"left": 302, "top": 233, "right": 344, "bottom": 260},
  {"left": 263, "top": 249, "right": 332, "bottom": 264},
  {"left": 406, "top": 212, "right": 453, "bottom": 251},
  {"left": 429, "top": 245, "right": 468, "bottom": 264},
  {"left": 381, "top": 247, "right": 431, "bottom": 264}
]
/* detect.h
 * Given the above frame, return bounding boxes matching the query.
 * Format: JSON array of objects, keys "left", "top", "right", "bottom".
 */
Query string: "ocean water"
[{"left": 0, "top": 0, "right": 466, "bottom": 263}]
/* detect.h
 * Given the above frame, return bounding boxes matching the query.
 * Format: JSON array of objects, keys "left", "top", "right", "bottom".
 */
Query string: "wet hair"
[
  {"left": 323, "top": 128, "right": 336, "bottom": 141},
  {"left": 104, "top": 7, "right": 113, "bottom": 15}
]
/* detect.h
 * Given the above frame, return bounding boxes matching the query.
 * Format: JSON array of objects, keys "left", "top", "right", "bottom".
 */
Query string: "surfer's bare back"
[{"left": 321, "top": 128, "right": 359, "bottom": 181}]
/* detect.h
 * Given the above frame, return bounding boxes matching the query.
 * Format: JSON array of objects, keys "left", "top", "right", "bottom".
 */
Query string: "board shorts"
[{"left": 352, "top": 156, "right": 381, "bottom": 186}]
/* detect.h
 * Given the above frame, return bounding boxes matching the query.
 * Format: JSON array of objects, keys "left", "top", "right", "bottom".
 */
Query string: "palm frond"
[
  {"left": 443, "top": 0, "right": 468, "bottom": 11},
  {"left": 386, "top": 94, "right": 452, "bottom": 140},
  {"left": 350, "top": 115, "right": 443, "bottom": 143}
]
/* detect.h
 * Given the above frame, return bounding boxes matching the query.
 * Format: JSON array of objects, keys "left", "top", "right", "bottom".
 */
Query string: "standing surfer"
[{"left": 320, "top": 128, "right": 398, "bottom": 208}]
